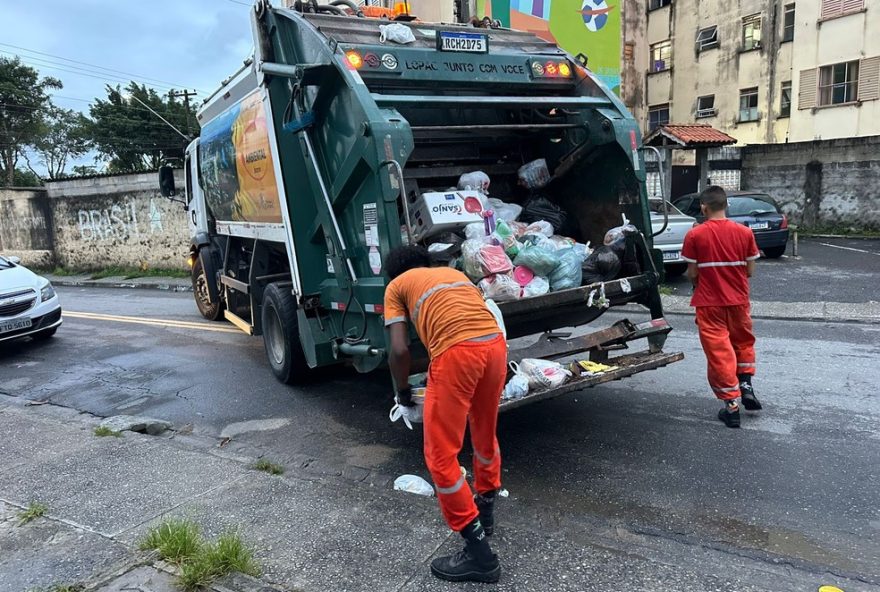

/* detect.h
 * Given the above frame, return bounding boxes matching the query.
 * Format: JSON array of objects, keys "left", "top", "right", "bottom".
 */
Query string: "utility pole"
[{"left": 170, "top": 89, "right": 198, "bottom": 138}]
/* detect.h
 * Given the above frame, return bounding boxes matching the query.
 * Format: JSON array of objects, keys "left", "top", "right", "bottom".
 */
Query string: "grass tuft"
[
  {"left": 178, "top": 531, "right": 260, "bottom": 591},
  {"left": 17, "top": 502, "right": 48, "bottom": 526},
  {"left": 94, "top": 426, "right": 122, "bottom": 438},
  {"left": 252, "top": 458, "right": 284, "bottom": 475},
  {"left": 658, "top": 285, "right": 675, "bottom": 296},
  {"left": 139, "top": 518, "right": 202, "bottom": 563}
]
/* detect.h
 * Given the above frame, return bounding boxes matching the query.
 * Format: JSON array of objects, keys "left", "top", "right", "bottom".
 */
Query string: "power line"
[{"left": 0, "top": 42, "right": 209, "bottom": 93}]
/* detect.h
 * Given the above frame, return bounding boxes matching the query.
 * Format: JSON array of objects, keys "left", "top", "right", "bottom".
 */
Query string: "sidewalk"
[
  {"left": 0, "top": 395, "right": 873, "bottom": 592},
  {"left": 45, "top": 273, "right": 880, "bottom": 324}
]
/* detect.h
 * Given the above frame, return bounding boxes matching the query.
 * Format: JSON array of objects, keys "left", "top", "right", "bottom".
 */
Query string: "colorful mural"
[{"left": 478, "top": 0, "right": 621, "bottom": 95}]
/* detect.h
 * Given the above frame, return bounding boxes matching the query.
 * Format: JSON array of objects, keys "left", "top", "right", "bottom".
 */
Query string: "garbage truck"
[{"left": 158, "top": 0, "right": 683, "bottom": 411}]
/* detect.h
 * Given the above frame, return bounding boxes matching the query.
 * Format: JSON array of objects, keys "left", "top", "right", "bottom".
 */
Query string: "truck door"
[{"left": 185, "top": 144, "right": 209, "bottom": 238}]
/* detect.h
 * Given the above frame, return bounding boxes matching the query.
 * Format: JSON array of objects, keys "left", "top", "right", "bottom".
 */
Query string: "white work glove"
[{"left": 389, "top": 392, "right": 424, "bottom": 430}]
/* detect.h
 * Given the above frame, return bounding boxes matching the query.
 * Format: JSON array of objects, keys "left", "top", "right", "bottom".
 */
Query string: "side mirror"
[
  {"left": 7, "top": 256, "right": 21, "bottom": 265},
  {"left": 159, "top": 166, "right": 177, "bottom": 197}
]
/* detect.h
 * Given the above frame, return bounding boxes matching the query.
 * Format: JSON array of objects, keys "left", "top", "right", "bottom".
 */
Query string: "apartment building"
[{"left": 638, "top": 0, "right": 879, "bottom": 143}]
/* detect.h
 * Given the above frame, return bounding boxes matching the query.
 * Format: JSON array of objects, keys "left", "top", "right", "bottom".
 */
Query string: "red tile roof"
[{"left": 644, "top": 124, "right": 737, "bottom": 147}]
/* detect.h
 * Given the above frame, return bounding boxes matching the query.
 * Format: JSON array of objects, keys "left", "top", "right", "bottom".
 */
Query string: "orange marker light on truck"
[
  {"left": 345, "top": 51, "right": 364, "bottom": 70},
  {"left": 558, "top": 62, "right": 572, "bottom": 77}
]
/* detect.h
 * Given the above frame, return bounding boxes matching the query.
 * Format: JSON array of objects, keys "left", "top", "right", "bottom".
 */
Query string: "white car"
[
  {"left": 0, "top": 255, "right": 62, "bottom": 343},
  {"left": 649, "top": 199, "right": 696, "bottom": 278}
]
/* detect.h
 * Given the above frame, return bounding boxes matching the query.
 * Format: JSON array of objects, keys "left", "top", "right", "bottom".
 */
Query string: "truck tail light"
[
  {"left": 345, "top": 50, "right": 364, "bottom": 70},
  {"left": 558, "top": 62, "right": 572, "bottom": 77},
  {"left": 780, "top": 214, "right": 788, "bottom": 229},
  {"left": 530, "top": 60, "right": 573, "bottom": 79}
]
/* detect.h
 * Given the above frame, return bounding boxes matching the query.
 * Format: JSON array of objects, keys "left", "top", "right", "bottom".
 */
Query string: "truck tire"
[
  {"left": 262, "top": 283, "right": 309, "bottom": 384},
  {"left": 192, "top": 255, "right": 223, "bottom": 321}
]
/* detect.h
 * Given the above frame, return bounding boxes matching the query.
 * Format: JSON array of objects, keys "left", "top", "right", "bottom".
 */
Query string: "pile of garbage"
[
  {"left": 416, "top": 161, "right": 637, "bottom": 304},
  {"left": 501, "top": 357, "right": 621, "bottom": 401}
]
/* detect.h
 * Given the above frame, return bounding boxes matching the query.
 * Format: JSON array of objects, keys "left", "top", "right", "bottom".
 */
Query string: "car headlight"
[{"left": 41, "top": 283, "right": 56, "bottom": 302}]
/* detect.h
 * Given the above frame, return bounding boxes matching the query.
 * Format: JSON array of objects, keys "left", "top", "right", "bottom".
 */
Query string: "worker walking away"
[
  {"left": 384, "top": 245, "right": 506, "bottom": 583},
  {"left": 681, "top": 186, "right": 764, "bottom": 428}
]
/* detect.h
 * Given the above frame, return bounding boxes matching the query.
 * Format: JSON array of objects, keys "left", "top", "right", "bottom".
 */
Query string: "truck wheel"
[
  {"left": 192, "top": 255, "right": 223, "bottom": 321},
  {"left": 763, "top": 246, "right": 786, "bottom": 259},
  {"left": 262, "top": 283, "right": 309, "bottom": 384}
]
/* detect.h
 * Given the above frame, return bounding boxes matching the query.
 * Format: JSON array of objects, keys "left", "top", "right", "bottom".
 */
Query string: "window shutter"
[
  {"left": 799, "top": 68, "right": 818, "bottom": 109},
  {"left": 821, "top": 0, "right": 842, "bottom": 18},
  {"left": 842, "top": 0, "right": 864, "bottom": 13},
  {"left": 858, "top": 56, "right": 880, "bottom": 101}
]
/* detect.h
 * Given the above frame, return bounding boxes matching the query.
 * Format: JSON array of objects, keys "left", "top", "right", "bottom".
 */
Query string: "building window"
[
  {"left": 649, "top": 0, "right": 672, "bottom": 10},
  {"left": 742, "top": 14, "right": 762, "bottom": 51},
  {"left": 819, "top": 61, "right": 859, "bottom": 105},
  {"left": 696, "top": 95, "right": 716, "bottom": 117},
  {"left": 696, "top": 26, "right": 719, "bottom": 51},
  {"left": 780, "top": 81, "right": 792, "bottom": 117},
  {"left": 782, "top": 4, "right": 796, "bottom": 42},
  {"left": 650, "top": 41, "right": 672, "bottom": 72},
  {"left": 821, "top": 0, "right": 864, "bottom": 20},
  {"left": 648, "top": 104, "right": 670, "bottom": 131},
  {"left": 739, "top": 87, "right": 759, "bottom": 121}
]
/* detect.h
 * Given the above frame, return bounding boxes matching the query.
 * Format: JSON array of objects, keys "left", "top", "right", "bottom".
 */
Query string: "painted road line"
[
  {"left": 818, "top": 242, "right": 880, "bottom": 256},
  {"left": 63, "top": 311, "right": 242, "bottom": 334}
]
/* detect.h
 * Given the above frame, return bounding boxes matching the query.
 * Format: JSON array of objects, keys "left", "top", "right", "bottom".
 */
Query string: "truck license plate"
[
  {"left": 749, "top": 222, "right": 769, "bottom": 230},
  {"left": 0, "top": 317, "right": 31, "bottom": 334},
  {"left": 438, "top": 32, "right": 488, "bottom": 53},
  {"left": 663, "top": 251, "right": 680, "bottom": 261}
]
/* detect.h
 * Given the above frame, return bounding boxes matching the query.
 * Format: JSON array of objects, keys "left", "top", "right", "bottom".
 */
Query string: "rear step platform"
[{"left": 499, "top": 350, "right": 684, "bottom": 412}]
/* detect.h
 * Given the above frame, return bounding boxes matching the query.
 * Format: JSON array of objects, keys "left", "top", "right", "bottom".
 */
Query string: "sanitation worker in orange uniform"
[
  {"left": 682, "top": 186, "right": 764, "bottom": 428},
  {"left": 384, "top": 245, "right": 505, "bottom": 583}
]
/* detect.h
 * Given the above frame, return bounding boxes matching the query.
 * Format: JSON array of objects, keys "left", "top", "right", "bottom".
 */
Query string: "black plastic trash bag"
[
  {"left": 519, "top": 197, "right": 567, "bottom": 234},
  {"left": 582, "top": 246, "right": 622, "bottom": 284}
]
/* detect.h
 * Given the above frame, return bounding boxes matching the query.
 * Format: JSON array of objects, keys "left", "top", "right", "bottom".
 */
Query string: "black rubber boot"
[
  {"left": 738, "top": 374, "right": 763, "bottom": 411},
  {"left": 430, "top": 519, "right": 501, "bottom": 583},
  {"left": 475, "top": 491, "right": 496, "bottom": 536},
  {"left": 718, "top": 400, "right": 741, "bottom": 428}
]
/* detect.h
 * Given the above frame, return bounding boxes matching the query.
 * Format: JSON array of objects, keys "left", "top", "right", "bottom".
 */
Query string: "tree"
[
  {"left": 0, "top": 57, "right": 62, "bottom": 186},
  {"left": 89, "top": 82, "right": 193, "bottom": 173},
  {"left": 26, "top": 107, "right": 93, "bottom": 179}
]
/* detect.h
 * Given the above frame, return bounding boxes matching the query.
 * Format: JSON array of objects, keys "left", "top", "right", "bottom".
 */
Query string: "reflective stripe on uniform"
[
  {"left": 737, "top": 362, "right": 756, "bottom": 367},
  {"left": 384, "top": 316, "right": 407, "bottom": 326},
  {"left": 435, "top": 473, "right": 466, "bottom": 495},
  {"left": 411, "top": 281, "right": 473, "bottom": 323},
  {"left": 697, "top": 261, "right": 748, "bottom": 268},
  {"left": 467, "top": 333, "right": 500, "bottom": 343},
  {"left": 473, "top": 446, "right": 498, "bottom": 466},
  {"left": 712, "top": 385, "right": 740, "bottom": 393},
  {"left": 746, "top": 254, "right": 761, "bottom": 261},
  {"left": 681, "top": 256, "right": 697, "bottom": 263}
]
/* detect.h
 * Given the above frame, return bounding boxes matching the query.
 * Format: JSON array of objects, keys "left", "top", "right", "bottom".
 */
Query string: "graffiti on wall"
[
  {"left": 76, "top": 199, "right": 165, "bottom": 242},
  {"left": 478, "top": 0, "right": 621, "bottom": 94}
]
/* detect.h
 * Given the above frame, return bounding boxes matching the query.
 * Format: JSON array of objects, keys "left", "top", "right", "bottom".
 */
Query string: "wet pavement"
[{"left": 1, "top": 284, "right": 878, "bottom": 590}]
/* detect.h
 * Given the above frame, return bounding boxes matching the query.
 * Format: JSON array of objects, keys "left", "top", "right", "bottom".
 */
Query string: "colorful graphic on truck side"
[
  {"left": 199, "top": 90, "right": 283, "bottom": 224},
  {"left": 479, "top": 0, "right": 621, "bottom": 95}
]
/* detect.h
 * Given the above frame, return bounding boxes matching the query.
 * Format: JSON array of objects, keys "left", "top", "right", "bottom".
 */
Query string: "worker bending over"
[{"left": 384, "top": 245, "right": 507, "bottom": 583}]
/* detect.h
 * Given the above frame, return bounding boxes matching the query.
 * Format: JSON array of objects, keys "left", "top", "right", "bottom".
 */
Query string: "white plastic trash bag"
[
  {"left": 478, "top": 274, "right": 520, "bottom": 302},
  {"left": 525, "top": 220, "right": 554, "bottom": 237},
  {"left": 519, "top": 358, "right": 572, "bottom": 389},
  {"left": 458, "top": 171, "right": 491, "bottom": 194},
  {"left": 488, "top": 198, "right": 523, "bottom": 222},
  {"left": 521, "top": 275, "right": 550, "bottom": 298},
  {"left": 517, "top": 158, "right": 551, "bottom": 190},
  {"left": 465, "top": 222, "right": 487, "bottom": 241},
  {"left": 379, "top": 23, "right": 416, "bottom": 44},
  {"left": 389, "top": 389, "right": 425, "bottom": 430},
  {"left": 484, "top": 298, "right": 507, "bottom": 339},
  {"left": 394, "top": 474, "right": 435, "bottom": 497},
  {"left": 502, "top": 362, "right": 530, "bottom": 400}
]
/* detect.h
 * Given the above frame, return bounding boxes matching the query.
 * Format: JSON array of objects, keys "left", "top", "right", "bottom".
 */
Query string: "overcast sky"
[{"left": 1, "top": 0, "right": 256, "bottom": 172}]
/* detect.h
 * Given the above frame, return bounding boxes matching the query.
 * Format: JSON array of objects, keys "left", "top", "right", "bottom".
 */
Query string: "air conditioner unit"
[{"left": 696, "top": 108, "right": 717, "bottom": 118}]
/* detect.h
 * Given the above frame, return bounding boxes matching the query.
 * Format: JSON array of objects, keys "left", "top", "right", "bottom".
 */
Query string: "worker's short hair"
[
  {"left": 699, "top": 185, "right": 728, "bottom": 213},
  {"left": 386, "top": 245, "right": 432, "bottom": 280}
]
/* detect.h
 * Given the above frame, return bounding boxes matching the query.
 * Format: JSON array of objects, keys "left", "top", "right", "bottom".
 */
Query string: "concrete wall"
[
  {"left": 0, "top": 188, "right": 55, "bottom": 268},
  {"left": 741, "top": 135, "right": 880, "bottom": 230},
  {"left": 0, "top": 171, "right": 189, "bottom": 271}
]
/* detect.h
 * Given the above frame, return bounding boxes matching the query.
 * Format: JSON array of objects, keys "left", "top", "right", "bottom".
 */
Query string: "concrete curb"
[
  {"left": 799, "top": 233, "right": 880, "bottom": 240},
  {"left": 620, "top": 295, "right": 880, "bottom": 324},
  {"left": 47, "top": 275, "right": 192, "bottom": 292}
]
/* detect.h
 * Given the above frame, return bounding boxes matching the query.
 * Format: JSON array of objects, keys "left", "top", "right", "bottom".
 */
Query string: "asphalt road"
[
  {"left": 664, "top": 236, "right": 880, "bottom": 303},
  {"left": 1, "top": 285, "right": 878, "bottom": 589}
]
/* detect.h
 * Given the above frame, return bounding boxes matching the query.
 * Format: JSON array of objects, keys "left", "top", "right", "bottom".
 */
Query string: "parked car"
[
  {"left": 0, "top": 255, "right": 62, "bottom": 343},
  {"left": 649, "top": 198, "right": 696, "bottom": 277},
  {"left": 673, "top": 191, "right": 790, "bottom": 258}
]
